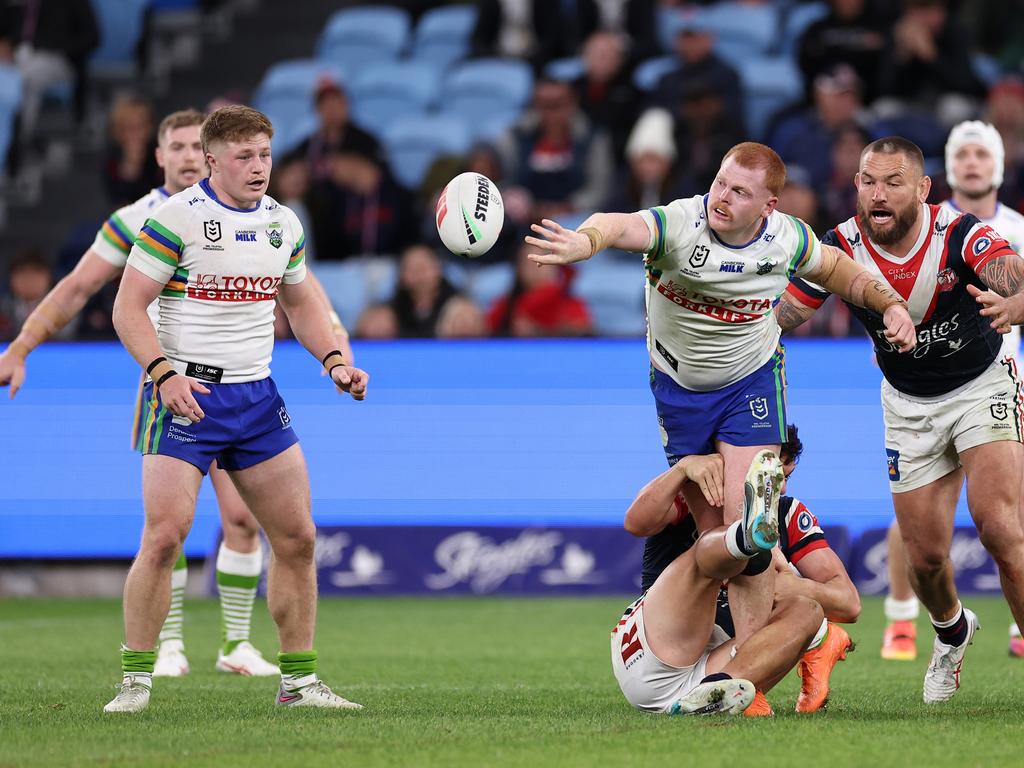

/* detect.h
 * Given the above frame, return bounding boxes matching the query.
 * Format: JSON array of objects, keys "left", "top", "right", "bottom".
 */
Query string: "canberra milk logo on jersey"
[{"left": 425, "top": 530, "right": 563, "bottom": 593}]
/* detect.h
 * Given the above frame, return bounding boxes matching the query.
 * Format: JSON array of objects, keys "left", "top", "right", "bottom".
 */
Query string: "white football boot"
[
  {"left": 276, "top": 678, "right": 363, "bottom": 709},
  {"left": 153, "top": 639, "right": 190, "bottom": 677},
  {"left": 743, "top": 450, "right": 784, "bottom": 550},
  {"left": 923, "top": 608, "right": 980, "bottom": 703},
  {"left": 103, "top": 674, "right": 152, "bottom": 713},
  {"left": 669, "top": 679, "right": 755, "bottom": 716},
  {"left": 216, "top": 641, "right": 280, "bottom": 676}
]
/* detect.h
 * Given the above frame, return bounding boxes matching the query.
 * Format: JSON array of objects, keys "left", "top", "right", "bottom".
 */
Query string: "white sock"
[
  {"left": 216, "top": 543, "right": 262, "bottom": 652},
  {"left": 806, "top": 617, "right": 829, "bottom": 651},
  {"left": 159, "top": 556, "right": 188, "bottom": 644},
  {"left": 929, "top": 601, "right": 963, "bottom": 628},
  {"left": 724, "top": 520, "right": 754, "bottom": 560},
  {"left": 282, "top": 672, "right": 318, "bottom": 690},
  {"left": 1011, "top": 623, "right": 1021, "bottom": 638},
  {"left": 884, "top": 596, "right": 919, "bottom": 622},
  {"left": 125, "top": 672, "right": 153, "bottom": 689}
]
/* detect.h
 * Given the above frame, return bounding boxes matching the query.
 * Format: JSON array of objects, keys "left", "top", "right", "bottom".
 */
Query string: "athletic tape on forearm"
[
  {"left": 328, "top": 310, "right": 348, "bottom": 337},
  {"left": 321, "top": 349, "right": 346, "bottom": 375},
  {"left": 147, "top": 356, "right": 177, "bottom": 387},
  {"left": 14, "top": 296, "right": 73, "bottom": 353},
  {"left": 576, "top": 226, "right": 605, "bottom": 257}
]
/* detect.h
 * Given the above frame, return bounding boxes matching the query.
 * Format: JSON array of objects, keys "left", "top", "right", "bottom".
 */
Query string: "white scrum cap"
[{"left": 945, "top": 120, "right": 1005, "bottom": 189}]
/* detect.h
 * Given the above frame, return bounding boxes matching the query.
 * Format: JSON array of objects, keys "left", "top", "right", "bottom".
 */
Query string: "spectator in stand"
[
  {"left": 0, "top": 0, "right": 98, "bottom": 139},
  {"left": 987, "top": 78, "right": 1024, "bottom": 212},
  {"left": 292, "top": 77, "right": 383, "bottom": 182},
  {"left": 961, "top": 0, "right": 1024, "bottom": 74},
  {"left": 503, "top": 78, "right": 613, "bottom": 220},
  {"left": 822, "top": 121, "right": 870, "bottom": 225},
  {"left": 607, "top": 108, "right": 688, "bottom": 213},
  {"left": 355, "top": 303, "right": 399, "bottom": 340},
  {"left": 571, "top": 31, "right": 641, "bottom": 161},
  {"left": 671, "top": 75, "right": 745, "bottom": 199},
  {"left": 269, "top": 154, "right": 315, "bottom": 261},
  {"left": 796, "top": 0, "right": 891, "bottom": 104},
  {"left": 769, "top": 64, "right": 867, "bottom": 195},
  {"left": 875, "top": 0, "right": 986, "bottom": 126},
  {"left": 101, "top": 95, "right": 162, "bottom": 207},
  {"left": 654, "top": 18, "right": 743, "bottom": 125},
  {"left": 470, "top": 0, "right": 565, "bottom": 70},
  {"left": 307, "top": 149, "right": 416, "bottom": 261},
  {"left": 390, "top": 244, "right": 460, "bottom": 338},
  {"left": 437, "top": 295, "right": 488, "bottom": 339},
  {"left": 488, "top": 243, "right": 592, "bottom": 337},
  {"left": 776, "top": 165, "right": 822, "bottom": 235},
  {"left": 0, "top": 250, "right": 76, "bottom": 342}
]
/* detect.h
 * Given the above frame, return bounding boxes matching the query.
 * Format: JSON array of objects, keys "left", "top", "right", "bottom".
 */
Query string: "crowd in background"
[{"left": 5, "top": 0, "right": 1024, "bottom": 342}]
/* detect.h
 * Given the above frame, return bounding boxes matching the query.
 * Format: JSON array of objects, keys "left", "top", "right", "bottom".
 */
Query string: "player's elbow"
[
  {"left": 832, "top": 583, "right": 862, "bottom": 623},
  {"left": 623, "top": 505, "right": 661, "bottom": 538}
]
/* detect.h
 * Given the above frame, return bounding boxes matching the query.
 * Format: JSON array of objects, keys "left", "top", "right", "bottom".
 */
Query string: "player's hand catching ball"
[
  {"left": 330, "top": 365, "right": 369, "bottom": 401},
  {"left": 882, "top": 304, "right": 917, "bottom": 353},
  {"left": 525, "top": 219, "right": 592, "bottom": 265},
  {"left": 158, "top": 375, "right": 209, "bottom": 423},
  {"left": 967, "top": 283, "right": 1019, "bottom": 334}
]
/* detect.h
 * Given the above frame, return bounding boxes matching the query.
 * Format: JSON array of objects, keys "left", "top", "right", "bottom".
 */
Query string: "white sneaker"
[
  {"left": 276, "top": 679, "right": 363, "bottom": 709},
  {"left": 216, "top": 641, "right": 280, "bottom": 676},
  {"left": 743, "top": 450, "right": 783, "bottom": 551},
  {"left": 923, "top": 608, "right": 980, "bottom": 703},
  {"left": 153, "top": 639, "right": 190, "bottom": 677},
  {"left": 668, "top": 679, "right": 755, "bottom": 716},
  {"left": 103, "top": 674, "right": 152, "bottom": 713}
]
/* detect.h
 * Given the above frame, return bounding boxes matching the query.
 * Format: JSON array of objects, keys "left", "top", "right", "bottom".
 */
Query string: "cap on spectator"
[
  {"left": 814, "top": 64, "right": 861, "bottom": 95},
  {"left": 626, "top": 109, "right": 676, "bottom": 161},
  {"left": 315, "top": 76, "right": 345, "bottom": 104}
]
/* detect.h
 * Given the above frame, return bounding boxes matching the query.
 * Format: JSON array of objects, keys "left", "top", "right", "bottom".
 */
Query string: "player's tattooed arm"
[
  {"left": 977, "top": 255, "right": 1024, "bottom": 299},
  {"left": 774, "top": 293, "right": 817, "bottom": 333}
]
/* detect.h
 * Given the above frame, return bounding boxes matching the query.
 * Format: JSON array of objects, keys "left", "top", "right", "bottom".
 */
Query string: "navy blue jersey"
[{"left": 788, "top": 205, "right": 1014, "bottom": 397}]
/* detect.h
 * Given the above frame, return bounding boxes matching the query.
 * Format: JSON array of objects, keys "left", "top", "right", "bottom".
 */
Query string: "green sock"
[
  {"left": 121, "top": 646, "right": 156, "bottom": 674},
  {"left": 216, "top": 544, "right": 262, "bottom": 655},
  {"left": 158, "top": 554, "right": 187, "bottom": 645},
  {"left": 278, "top": 650, "right": 317, "bottom": 678}
]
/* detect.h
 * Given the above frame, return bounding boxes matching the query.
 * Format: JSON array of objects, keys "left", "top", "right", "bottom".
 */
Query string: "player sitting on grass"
[
  {"left": 611, "top": 449, "right": 824, "bottom": 716},
  {"left": 621, "top": 427, "right": 860, "bottom": 715}
]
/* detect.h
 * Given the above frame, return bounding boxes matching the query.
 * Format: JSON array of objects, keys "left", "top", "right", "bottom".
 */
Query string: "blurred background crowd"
[{"left": 2, "top": 0, "right": 1023, "bottom": 342}]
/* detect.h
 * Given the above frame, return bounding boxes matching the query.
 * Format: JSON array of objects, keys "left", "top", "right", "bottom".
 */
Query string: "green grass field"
[{"left": 1, "top": 595, "right": 1023, "bottom": 767}]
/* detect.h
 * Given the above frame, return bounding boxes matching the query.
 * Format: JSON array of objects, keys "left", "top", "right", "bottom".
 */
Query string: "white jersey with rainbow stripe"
[
  {"left": 125, "top": 179, "right": 307, "bottom": 383},
  {"left": 91, "top": 187, "right": 171, "bottom": 327},
  {"left": 940, "top": 199, "right": 1024, "bottom": 364},
  {"left": 638, "top": 194, "right": 823, "bottom": 391}
]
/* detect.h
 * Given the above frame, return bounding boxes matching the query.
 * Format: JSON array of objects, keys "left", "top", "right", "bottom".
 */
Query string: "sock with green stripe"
[
  {"left": 216, "top": 543, "right": 262, "bottom": 655},
  {"left": 121, "top": 645, "right": 156, "bottom": 688},
  {"left": 279, "top": 650, "right": 318, "bottom": 690},
  {"left": 158, "top": 554, "right": 187, "bottom": 647}
]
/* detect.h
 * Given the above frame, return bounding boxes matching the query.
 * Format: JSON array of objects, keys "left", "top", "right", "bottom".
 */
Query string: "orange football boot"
[
  {"left": 796, "top": 623, "right": 853, "bottom": 713},
  {"left": 744, "top": 689, "right": 774, "bottom": 717},
  {"left": 881, "top": 620, "right": 917, "bottom": 661}
]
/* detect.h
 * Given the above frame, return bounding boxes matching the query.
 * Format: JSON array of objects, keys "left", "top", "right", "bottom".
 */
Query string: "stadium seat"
[
  {"left": 701, "top": 3, "right": 780, "bottom": 66},
  {"left": 633, "top": 56, "right": 678, "bottom": 92},
  {"left": 89, "top": 0, "right": 149, "bottom": 78},
  {"left": 545, "top": 57, "right": 585, "bottom": 82},
  {"left": 466, "top": 262, "right": 515, "bottom": 310},
  {"left": 781, "top": 1, "right": 829, "bottom": 56},
  {"left": 574, "top": 258, "right": 646, "bottom": 337},
  {"left": 441, "top": 59, "right": 533, "bottom": 137},
  {"left": 412, "top": 5, "right": 479, "bottom": 68},
  {"left": 317, "top": 6, "right": 411, "bottom": 76},
  {"left": 0, "top": 65, "right": 19, "bottom": 174},
  {"left": 870, "top": 113, "right": 947, "bottom": 158},
  {"left": 307, "top": 258, "right": 397, "bottom": 331},
  {"left": 349, "top": 61, "right": 443, "bottom": 137},
  {"left": 383, "top": 115, "right": 471, "bottom": 189},
  {"left": 254, "top": 59, "right": 346, "bottom": 125},
  {"left": 737, "top": 57, "right": 804, "bottom": 141}
]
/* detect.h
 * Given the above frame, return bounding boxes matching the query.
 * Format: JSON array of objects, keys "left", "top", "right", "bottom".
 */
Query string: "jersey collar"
[
  {"left": 703, "top": 194, "right": 769, "bottom": 250},
  {"left": 200, "top": 178, "right": 262, "bottom": 213}
]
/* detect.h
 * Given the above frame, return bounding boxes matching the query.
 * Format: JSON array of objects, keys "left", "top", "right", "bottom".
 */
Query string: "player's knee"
[
  {"left": 905, "top": 543, "right": 947, "bottom": 575},
  {"left": 777, "top": 594, "right": 823, "bottom": 636},
  {"left": 975, "top": 517, "right": 1024, "bottom": 560},
  {"left": 141, "top": 524, "right": 187, "bottom": 566},
  {"left": 270, "top": 521, "right": 316, "bottom": 564}
]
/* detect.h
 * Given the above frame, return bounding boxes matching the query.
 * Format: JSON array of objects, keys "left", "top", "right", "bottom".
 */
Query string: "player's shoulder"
[{"left": 657, "top": 194, "right": 705, "bottom": 225}]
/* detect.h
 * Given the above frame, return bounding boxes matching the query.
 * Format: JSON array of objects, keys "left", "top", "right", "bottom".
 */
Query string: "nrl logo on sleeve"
[
  {"left": 203, "top": 220, "right": 222, "bottom": 241},
  {"left": 266, "top": 222, "right": 283, "bottom": 249}
]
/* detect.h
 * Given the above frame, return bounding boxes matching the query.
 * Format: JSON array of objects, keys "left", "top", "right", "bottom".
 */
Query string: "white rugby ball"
[{"left": 436, "top": 172, "right": 504, "bottom": 258}]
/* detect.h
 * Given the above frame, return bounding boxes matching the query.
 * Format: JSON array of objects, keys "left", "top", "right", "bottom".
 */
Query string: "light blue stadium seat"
[
  {"left": 89, "top": 0, "right": 149, "bottom": 76},
  {"left": 265, "top": 112, "right": 319, "bottom": 156},
  {"left": 738, "top": 57, "right": 803, "bottom": 140},
  {"left": 466, "top": 262, "right": 515, "bottom": 310},
  {"left": 412, "top": 5, "right": 478, "bottom": 68},
  {"left": 633, "top": 55, "right": 678, "bottom": 92},
  {"left": 384, "top": 115, "right": 471, "bottom": 189},
  {"left": 317, "top": 6, "right": 410, "bottom": 76},
  {"left": 656, "top": 6, "right": 683, "bottom": 51},
  {"left": 307, "top": 259, "right": 402, "bottom": 331},
  {"left": 545, "top": 57, "right": 585, "bottom": 82},
  {"left": 574, "top": 258, "right": 646, "bottom": 336},
  {"left": 702, "top": 3, "right": 779, "bottom": 59},
  {"left": 441, "top": 59, "right": 533, "bottom": 136},
  {"left": 781, "top": 2, "right": 828, "bottom": 55},
  {"left": 254, "top": 59, "right": 346, "bottom": 135},
  {"left": 349, "top": 61, "right": 443, "bottom": 137},
  {"left": 0, "top": 64, "right": 21, "bottom": 170}
]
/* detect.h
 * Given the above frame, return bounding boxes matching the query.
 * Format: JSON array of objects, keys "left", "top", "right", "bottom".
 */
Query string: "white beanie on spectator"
[
  {"left": 626, "top": 108, "right": 676, "bottom": 162},
  {"left": 945, "top": 120, "right": 1004, "bottom": 189}
]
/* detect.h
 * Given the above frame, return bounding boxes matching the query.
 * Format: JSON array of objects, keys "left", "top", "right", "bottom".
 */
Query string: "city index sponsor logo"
[
  {"left": 189, "top": 273, "right": 282, "bottom": 302},
  {"left": 657, "top": 280, "right": 770, "bottom": 323}
]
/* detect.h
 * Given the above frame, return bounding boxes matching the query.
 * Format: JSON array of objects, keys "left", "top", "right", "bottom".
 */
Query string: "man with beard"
[
  {"left": 880, "top": 122, "right": 1024, "bottom": 662},
  {"left": 526, "top": 141, "right": 915, "bottom": 649},
  {"left": 777, "top": 136, "right": 1024, "bottom": 703}
]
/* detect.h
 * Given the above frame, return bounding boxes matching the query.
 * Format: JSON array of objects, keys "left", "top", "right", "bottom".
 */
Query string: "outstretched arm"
[
  {"left": 624, "top": 454, "right": 725, "bottom": 537},
  {"left": 803, "top": 244, "right": 916, "bottom": 352},
  {"left": 0, "top": 250, "right": 120, "bottom": 397},
  {"left": 525, "top": 212, "right": 653, "bottom": 266}
]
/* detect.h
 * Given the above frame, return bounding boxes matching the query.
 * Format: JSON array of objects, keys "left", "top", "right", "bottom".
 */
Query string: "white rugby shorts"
[{"left": 882, "top": 354, "right": 1023, "bottom": 493}]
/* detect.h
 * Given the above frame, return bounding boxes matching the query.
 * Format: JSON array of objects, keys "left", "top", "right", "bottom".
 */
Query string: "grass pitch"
[{"left": 1, "top": 595, "right": 1022, "bottom": 767}]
